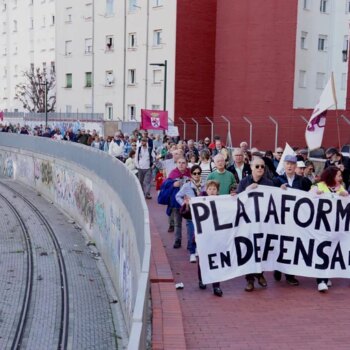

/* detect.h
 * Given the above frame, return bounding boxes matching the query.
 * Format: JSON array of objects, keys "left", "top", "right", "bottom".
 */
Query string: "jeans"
[
  {"left": 173, "top": 208, "right": 182, "bottom": 241},
  {"left": 186, "top": 220, "right": 196, "bottom": 254},
  {"left": 137, "top": 168, "right": 152, "bottom": 195}
]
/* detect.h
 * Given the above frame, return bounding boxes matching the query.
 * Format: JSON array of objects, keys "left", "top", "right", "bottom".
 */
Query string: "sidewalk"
[{"left": 148, "top": 189, "right": 350, "bottom": 350}]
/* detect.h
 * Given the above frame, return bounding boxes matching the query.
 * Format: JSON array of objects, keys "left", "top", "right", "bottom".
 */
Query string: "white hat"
[{"left": 296, "top": 161, "right": 306, "bottom": 168}]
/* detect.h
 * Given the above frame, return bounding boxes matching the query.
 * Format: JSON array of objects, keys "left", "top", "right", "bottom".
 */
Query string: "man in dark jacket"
[
  {"left": 236, "top": 156, "right": 274, "bottom": 292},
  {"left": 227, "top": 148, "right": 251, "bottom": 184},
  {"left": 273, "top": 155, "right": 310, "bottom": 286}
]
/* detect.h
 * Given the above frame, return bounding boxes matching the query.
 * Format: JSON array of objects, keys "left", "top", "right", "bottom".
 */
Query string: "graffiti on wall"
[
  {"left": 0, "top": 152, "right": 14, "bottom": 178},
  {"left": 74, "top": 180, "right": 95, "bottom": 227},
  {"left": 54, "top": 165, "right": 76, "bottom": 207},
  {"left": 40, "top": 161, "right": 53, "bottom": 185}
]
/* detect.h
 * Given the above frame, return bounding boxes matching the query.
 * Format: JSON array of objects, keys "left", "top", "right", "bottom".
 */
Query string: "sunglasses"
[
  {"left": 192, "top": 171, "right": 201, "bottom": 175},
  {"left": 276, "top": 152, "right": 283, "bottom": 154},
  {"left": 255, "top": 165, "right": 265, "bottom": 169}
]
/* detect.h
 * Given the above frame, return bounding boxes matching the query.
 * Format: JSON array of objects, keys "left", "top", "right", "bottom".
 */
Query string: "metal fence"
[{"left": 4, "top": 111, "right": 104, "bottom": 121}]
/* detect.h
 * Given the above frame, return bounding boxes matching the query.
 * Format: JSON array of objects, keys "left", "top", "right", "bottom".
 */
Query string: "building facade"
[
  {"left": 0, "top": 0, "right": 55, "bottom": 112},
  {"left": 55, "top": 0, "right": 176, "bottom": 122}
]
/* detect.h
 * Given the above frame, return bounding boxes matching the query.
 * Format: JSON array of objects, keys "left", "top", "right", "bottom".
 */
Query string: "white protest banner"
[
  {"left": 190, "top": 186, "right": 350, "bottom": 284},
  {"left": 166, "top": 125, "right": 179, "bottom": 137}
]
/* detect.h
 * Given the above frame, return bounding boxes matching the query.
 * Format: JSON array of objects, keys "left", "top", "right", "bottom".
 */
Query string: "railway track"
[{"left": 0, "top": 182, "right": 69, "bottom": 350}]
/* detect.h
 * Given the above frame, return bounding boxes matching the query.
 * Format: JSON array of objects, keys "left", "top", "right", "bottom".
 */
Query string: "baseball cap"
[
  {"left": 296, "top": 161, "right": 306, "bottom": 168},
  {"left": 284, "top": 155, "right": 297, "bottom": 163}
]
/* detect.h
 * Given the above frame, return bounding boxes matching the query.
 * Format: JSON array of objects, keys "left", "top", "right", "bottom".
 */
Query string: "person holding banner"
[
  {"left": 196, "top": 180, "right": 223, "bottom": 297},
  {"left": 273, "top": 155, "right": 311, "bottom": 286},
  {"left": 175, "top": 165, "right": 205, "bottom": 263},
  {"left": 310, "top": 166, "right": 348, "bottom": 292},
  {"left": 236, "top": 156, "right": 274, "bottom": 292}
]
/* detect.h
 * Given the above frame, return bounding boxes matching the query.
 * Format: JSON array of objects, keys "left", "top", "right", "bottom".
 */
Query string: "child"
[{"left": 197, "top": 180, "right": 223, "bottom": 297}]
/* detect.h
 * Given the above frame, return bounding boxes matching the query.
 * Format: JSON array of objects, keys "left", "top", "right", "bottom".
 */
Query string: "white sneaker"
[
  {"left": 190, "top": 254, "right": 197, "bottom": 263},
  {"left": 327, "top": 280, "right": 332, "bottom": 287},
  {"left": 318, "top": 282, "right": 328, "bottom": 292}
]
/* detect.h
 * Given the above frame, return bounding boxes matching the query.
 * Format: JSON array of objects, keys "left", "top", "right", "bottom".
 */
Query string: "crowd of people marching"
[{"left": 2, "top": 123, "right": 350, "bottom": 296}]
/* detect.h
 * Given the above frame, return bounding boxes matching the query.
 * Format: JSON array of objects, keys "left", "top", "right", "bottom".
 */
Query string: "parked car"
[{"left": 341, "top": 144, "right": 350, "bottom": 158}]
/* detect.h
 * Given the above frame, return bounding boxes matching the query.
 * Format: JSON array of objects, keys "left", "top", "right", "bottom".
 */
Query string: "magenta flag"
[{"left": 140, "top": 109, "right": 168, "bottom": 130}]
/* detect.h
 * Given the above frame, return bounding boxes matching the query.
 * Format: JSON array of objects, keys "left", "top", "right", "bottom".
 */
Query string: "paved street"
[{"left": 148, "top": 189, "right": 350, "bottom": 350}]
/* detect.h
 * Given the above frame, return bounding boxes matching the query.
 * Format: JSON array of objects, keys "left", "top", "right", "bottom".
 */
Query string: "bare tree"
[{"left": 15, "top": 64, "right": 56, "bottom": 113}]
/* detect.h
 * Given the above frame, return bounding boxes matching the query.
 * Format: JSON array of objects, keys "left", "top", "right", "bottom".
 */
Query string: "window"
[
  {"left": 13, "top": 20, "right": 17, "bottom": 32},
  {"left": 42, "top": 16, "right": 46, "bottom": 28},
  {"left": 106, "top": 0, "right": 114, "bottom": 16},
  {"left": 13, "top": 0, "right": 17, "bottom": 9},
  {"left": 29, "top": 0, "right": 33, "bottom": 5},
  {"left": 153, "top": 30, "right": 162, "bottom": 46},
  {"left": 65, "top": 7, "right": 72, "bottom": 22},
  {"left": 85, "top": 3, "right": 92, "bottom": 20},
  {"left": 3, "top": 47, "right": 7, "bottom": 56},
  {"left": 65, "top": 40, "right": 72, "bottom": 55},
  {"left": 2, "top": 3, "right": 6, "bottom": 11},
  {"left": 153, "top": 69, "right": 162, "bottom": 84},
  {"left": 320, "top": 0, "right": 328, "bottom": 13},
  {"left": 347, "top": 0, "right": 350, "bottom": 13},
  {"left": 66, "top": 105, "right": 72, "bottom": 113},
  {"left": 129, "top": 0, "right": 137, "bottom": 12},
  {"left": 129, "top": 33, "right": 137, "bottom": 48},
  {"left": 66, "top": 73, "right": 72, "bottom": 88},
  {"left": 316, "top": 72, "right": 325, "bottom": 89},
  {"left": 105, "top": 70, "right": 114, "bottom": 86},
  {"left": 299, "top": 70, "right": 306, "bottom": 88},
  {"left": 85, "top": 72, "right": 92, "bottom": 87},
  {"left": 2, "top": 22, "right": 6, "bottom": 34},
  {"left": 343, "top": 35, "right": 349, "bottom": 62},
  {"left": 301, "top": 31, "right": 308, "bottom": 49},
  {"left": 14, "top": 65, "right": 18, "bottom": 77},
  {"left": 105, "top": 103, "right": 113, "bottom": 120},
  {"left": 303, "top": 0, "right": 310, "bottom": 10},
  {"left": 128, "top": 69, "right": 136, "bottom": 85},
  {"left": 128, "top": 105, "right": 136, "bottom": 120},
  {"left": 13, "top": 46, "right": 18, "bottom": 55},
  {"left": 106, "top": 35, "right": 114, "bottom": 51},
  {"left": 152, "top": 104, "right": 160, "bottom": 110},
  {"left": 29, "top": 17, "right": 34, "bottom": 29},
  {"left": 51, "top": 15, "right": 55, "bottom": 26},
  {"left": 153, "top": 0, "right": 163, "bottom": 7},
  {"left": 341, "top": 73, "right": 347, "bottom": 90},
  {"left": 318, "top": 35, "right": 327, "bottom": 51},
  {"left": 3, "top": 67, "right": 7, "bottom": 77},
  {"left": 85, "top": 38, "right": 93, "bottom": 54}
]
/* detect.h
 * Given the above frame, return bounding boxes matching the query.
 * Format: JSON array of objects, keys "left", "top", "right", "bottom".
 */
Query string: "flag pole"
[{"left": 331, "top": 72, "right": 341, "bottom": 149}]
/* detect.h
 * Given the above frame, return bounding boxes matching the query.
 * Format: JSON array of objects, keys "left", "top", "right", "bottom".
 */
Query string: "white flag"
[
  {"left": 276, "top": 143, "right": 296, "bottom": 175},
  {"left": 305, "top": 73, "right": 337, "bottom": 151}
]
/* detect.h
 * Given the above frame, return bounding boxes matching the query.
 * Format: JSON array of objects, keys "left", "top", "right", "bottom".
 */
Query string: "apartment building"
[
  {"left": 294, "top": 0, "right": 350, "bottom": 109},
  {"left": 0, "top": 0, "right": 55, "bottom": 112},
  {"left": 55, "top": 0, "right": 176, "bottom": 121}
]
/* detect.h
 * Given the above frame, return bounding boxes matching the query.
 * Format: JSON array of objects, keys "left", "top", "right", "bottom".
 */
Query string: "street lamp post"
[
  {"left": 39, "top": 80, "right": 49, "bottom": 128},
  {"left": 149, "top": 60, "right": 167, "bottom": 111}
]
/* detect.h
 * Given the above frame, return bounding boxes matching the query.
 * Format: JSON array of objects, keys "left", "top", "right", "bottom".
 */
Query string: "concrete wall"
[{"left": 0, "top": 134, "right": 150, "bottom": 350}]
